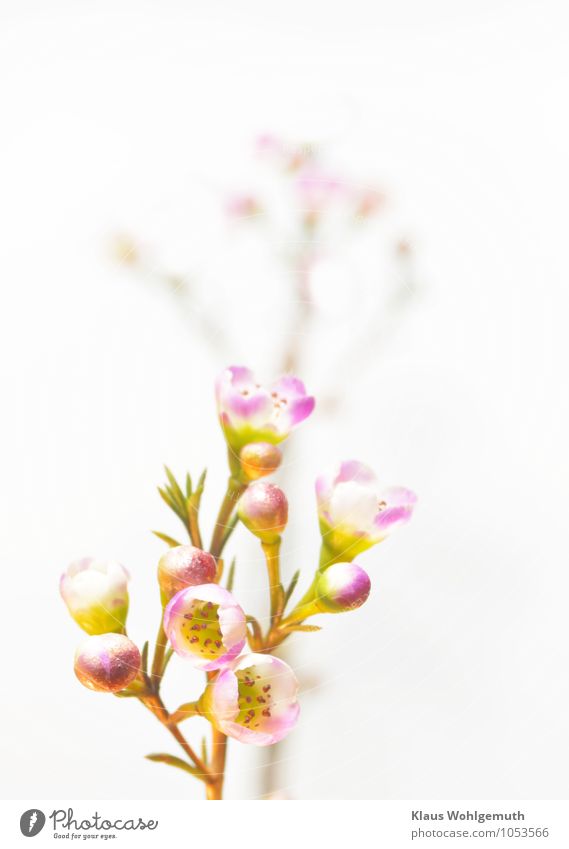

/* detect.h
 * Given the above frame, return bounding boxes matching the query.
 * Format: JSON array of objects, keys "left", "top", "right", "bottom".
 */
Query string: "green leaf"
[
  {"left": 225, "top": 557, "right": 236, "bottom": 591},
  {"left": 145, "top": 753, "right": 203, "bottom": 778},
  {"left": 152, "top": 530, "right": 183, "bottom": 547},
  {"left": 141, "top": 641, "right": 149, "bottom": 675},
  {"left": 288, "top": 624, "right": 322, "bottom": 633},
  {"left": 163, "top": 647, "right": 174, "bottom": 675},
  {"left": 185, "top": 472, "right": 193, "bottom": 498},
  {"left": 284, "top": 570, "right": 300, "bottom": 606},
  {"left": 157, "top": 486, "right": 185, "bottom": 521},
  {"left": 164, "top": 465, "right": 185, "bottom": 508}
]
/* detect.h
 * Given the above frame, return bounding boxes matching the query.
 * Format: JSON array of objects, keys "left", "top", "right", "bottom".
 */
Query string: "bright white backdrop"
[{"left": 1, "top": 0, "right": 568, "bottom": 801}]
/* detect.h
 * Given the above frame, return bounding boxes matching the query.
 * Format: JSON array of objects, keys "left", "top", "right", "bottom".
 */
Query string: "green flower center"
[
  {"left": 178, "top": 602, "right": 225, "bottom": 659},
  {"left": 235, "top": 667, "right": 274, "bottom": 730}
]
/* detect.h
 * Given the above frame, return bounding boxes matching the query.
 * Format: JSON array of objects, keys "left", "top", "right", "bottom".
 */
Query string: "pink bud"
[
  {"left": 157, "top": 545, "right": 217, "bottom": 605},
  {"left": 74, "top": 634, "right": 141, "bottom": 693},
  {"left": 239, "top": 442, "right": 282, "bottom": 481},
  {"left": 237, "top": 482, "right": 288, "bottom": 543}
]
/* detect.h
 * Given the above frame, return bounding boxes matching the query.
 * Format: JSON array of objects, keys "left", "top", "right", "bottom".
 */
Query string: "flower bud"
[
  {"left": 60, "top": 558, "right": 130, "bottom": 635},
  {"left": 74, "top": 634, "right": 141, "bottom": 693},
  {"left": 239, "top": 442, "right": 282, "bottom": 481},
  {"left": 157, "top": 545, "right": 217, "bottom": 605},
  {"left": 237, "top": 482, "right": 288, "bottom": 544},
  {"left": 315, "top": 562, "right": 371, "bottom": 613}
]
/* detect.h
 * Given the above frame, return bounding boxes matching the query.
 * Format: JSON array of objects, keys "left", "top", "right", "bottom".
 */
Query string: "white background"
[{"left": 1, "top": 0, "right": 568, "bottom": 802}]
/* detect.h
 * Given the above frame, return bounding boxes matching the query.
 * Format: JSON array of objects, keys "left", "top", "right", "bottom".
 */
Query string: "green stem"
[
  {"left": 209, "top": 476, "right": 245, "bottom": 560},
  {"left": 279, "top": 572, "right": 320, "bottom": 629},
  {"left": 150, "top": 616, "right": 168, "bottom": 690},
  {"left": 169, "top": 701, "right": 201, "bottom": 725},
  {"left": 262, "top": 538, "right": 285, "bottom": 627}
]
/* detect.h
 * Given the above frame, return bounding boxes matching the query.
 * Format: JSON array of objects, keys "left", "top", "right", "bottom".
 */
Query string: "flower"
[
  {"left": 60, "top": 558, "right": 130, "bottom": 635},
  {"left": 239, "top": 442, "right": 282, "bottom": 481},
  {"left": 225, "top": 194, "right": 262, "bottom": 220},
  {"left": 157, "top": 545, "right": 217, "bottom": 605},
  {"left": 163, "top": 584, "right": 247, "bottom": 671},
  {"left": 315, "top": 562, "right": 371, "bottom": 613},
  {"left": 215, "top": 366, "right": 315, "bottom": 454},
  {"left": 199, "top": 653, "right": 299, "bottom": 746},
  {"left": 316, "top": 460, "right": 417, "bottom": 562},
  {"left": 237, "top": 482, "right": 288, "bottom": 544},
  {"left": 74, "top": 633, "right": 141, "bottom": 693}
]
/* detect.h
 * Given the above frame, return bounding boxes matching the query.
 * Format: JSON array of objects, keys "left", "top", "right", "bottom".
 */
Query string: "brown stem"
[
  {"left": 206, "top": 726, "right": 228, "bottom": 800},
  {"left": 139, "top": 692, "right": 210, "bottom": 778}
]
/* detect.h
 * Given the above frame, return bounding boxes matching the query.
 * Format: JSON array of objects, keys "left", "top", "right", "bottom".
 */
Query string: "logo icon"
[{"left": 19, "top": 809, "right": 46, "bottom": 837}]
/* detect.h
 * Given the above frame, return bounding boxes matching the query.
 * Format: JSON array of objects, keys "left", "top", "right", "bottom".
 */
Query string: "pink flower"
[
  {"left": 295, "top": 168, "right": 345, "bottom": 214},
  {"left": 225, "top": 194, "right": 262, "bottom": 220},
  {"left": 316, "top": 460, "right": 417, "bottom": 562},
  {"left": 199, "top": 653, "right": 299, "bottom": 746},
  {"left": 215, "top": 366, "right": 315, "bottom": 451},
  {"left": 74, "top": 633, "right": 141, "bottom": 693},
  {"left": 163, "top": 584, "right": 247, "bottom": 671}
]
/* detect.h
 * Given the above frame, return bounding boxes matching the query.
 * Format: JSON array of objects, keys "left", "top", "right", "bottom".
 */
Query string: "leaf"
[
  {"left": 287, "top": 624, "right": 322, "bottom": 633},
  {"left": 141, "top": 641, "right": 149, "bottom": 675},
  {"left": 185, "top": 472, "right": 193, "bottom": 498},
  {"left": 225, "top": 557, "right": 236, "bottom": 592},
  {"left": 200, "top": 737, "right": 208, "bottom": 764},
  {"left": 145, "top": 753, "right": 203, "bottom": 778},
  {"left": 221, "top": 512, "right": 239, "bottom": 549},
  {"left": 164, "top": 466, "right": 185, "bottom": 509},
  {"left": 162, "top": 647, "right": 174, "bottom": 675},
  {"left": 157, "top": 486, "right": 186, "bottom": 522},
  {"left": 284, "top": 570, "right": 300, "bottom": 606},
  {"left": 152, "top": 530, "right": 183, "bottom": 547}
]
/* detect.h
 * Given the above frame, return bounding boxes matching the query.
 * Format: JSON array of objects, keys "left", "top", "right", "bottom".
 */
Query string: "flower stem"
[
  {"left": 139, "top": 691, "right": 210, "bottom": 779},
  {"left": 262, "top": 539, "right": 285, "bottom": 643},
  {"left": 209, "top": 476, "right": 245, "bottom": 560},
  {"left": 150, "top": 615, "right": 168, "bottom": 690},
  {"left": 206, "top": 726, "right": 227, "bottom": 800}
]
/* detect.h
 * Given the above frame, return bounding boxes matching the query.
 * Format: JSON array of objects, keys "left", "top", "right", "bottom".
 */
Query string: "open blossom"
[
  {"left": 199, "top": 653, "right": 299, "bottom": 746},
  {"left": 163, "top": 584, "right": 247, "bottom": 671},
  {"left": 215, "top": 366, "right": 315, "bottom": 452},
  {"left": 74, "top": 633, "right": 141, "bottom": 693},
  {"left": 60, "top": 558, "right": 130, "bottom": 635},
  {"left": 316, "top": 460, "right": 417, "bottom": 562},
  {"left": 157, "top": 545, "right": 217, "bottom": 605}
]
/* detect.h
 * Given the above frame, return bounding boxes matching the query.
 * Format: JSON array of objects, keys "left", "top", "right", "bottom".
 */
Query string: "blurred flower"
[
  {"left": 163, "top": 584, "right": 247, "bottom": 671},
  {"left": 237, "top": 482, "right": 288, "bottom": 544},
  {"left": 215, "top": 366, "right": 315, "bottom": 452},
  {"left": 157, "top": 545, "right": 217, "bottom": 605},
  {"left": 295, "top": 168, "right": 345, "bottom": 216},
  {"left": 225, "top": 193, "right": 263, "bottom": 220},
  {"left": 315, "top": 562, "right": 371, "bottom": 613},
  {"left": 199, "top": 653, "right": 299, "bottom": 746},
  {"left": 74, "top": 633, "right": 141, "bottom": 693},
  {"left": 239, "top": 442, "right": 282, "bottom": 481},
  {"left": 60, "top": 558, "right": 130, "bottom": 635},
  {"left": 316, "top": 460, "right": 417, "bottom": 562},
  {"left": 354, "top": 188, "right": 385, "bottom": 220}
]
